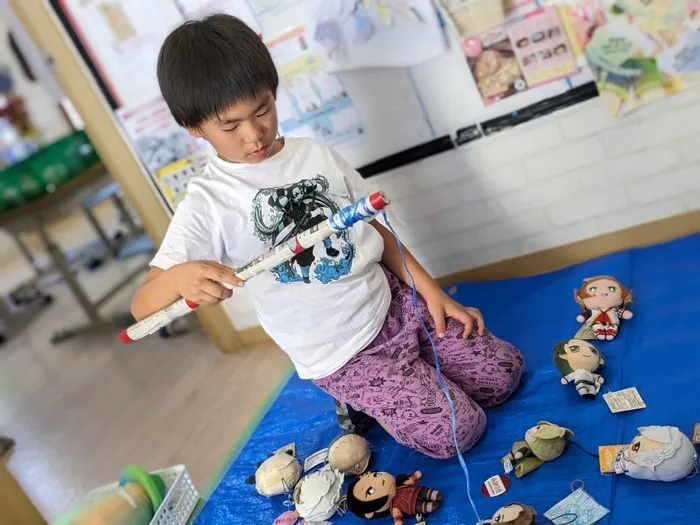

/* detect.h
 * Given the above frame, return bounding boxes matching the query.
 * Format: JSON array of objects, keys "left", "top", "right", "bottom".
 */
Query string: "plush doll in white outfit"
[
  {"left": 613, "top": 426, "right": 697, "bottom": 482},
  {"left": 553, "top": 339, "right": 605, "bottom": 400}
]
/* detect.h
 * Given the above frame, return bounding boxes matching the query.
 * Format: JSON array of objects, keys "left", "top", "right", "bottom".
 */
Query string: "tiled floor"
[{"left": 0, "top": 203, "right": 291, "bottom": 521}]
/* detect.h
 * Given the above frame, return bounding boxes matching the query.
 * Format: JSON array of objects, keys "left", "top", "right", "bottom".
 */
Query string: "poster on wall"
[
  {"left": 559, "top": 0, "right": 700, "bottom": 116},
  {"left": 56, "top": 0, "right": 184, "bottom": 108},
  {"left": 267, "top": 26, "right": 365, "bottom": 143},
  {"left": 152, "top": 152, "right": 212, "bottom": 211},
  {"left": 310, "top": 0, "right": 449, "bottom": 71},
  {"left": 116, "top": 95, "right": 210, "bottom": 174},
  {"left": 463, "top": 26, "right": 530, "bottom": 105},
  {"left": 175, "top": 0, "right": 261, "bottom": 31},
  {"left": 507, "top": 7, "right": 578, "bottom": 87},
  {"left": 462, "top": 2, "right": 580, "bottom": 105}
]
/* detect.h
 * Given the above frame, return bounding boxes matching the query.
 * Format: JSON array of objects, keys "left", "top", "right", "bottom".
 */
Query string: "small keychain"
[{"left": 544, "top": 480, "right": 609, "bottom": 525}]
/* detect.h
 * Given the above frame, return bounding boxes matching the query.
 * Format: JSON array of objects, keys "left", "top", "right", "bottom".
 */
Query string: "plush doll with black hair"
[
  {"left": 553, "top": 339, "right": 605, "bottom": 400},
  {"left": 347, "top": 470, "right": 442, "bottom": 525}
]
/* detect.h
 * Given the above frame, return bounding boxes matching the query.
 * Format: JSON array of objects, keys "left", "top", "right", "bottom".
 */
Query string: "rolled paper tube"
[{"left": 120, "top": 192, "right": 390, "bottom": 343}]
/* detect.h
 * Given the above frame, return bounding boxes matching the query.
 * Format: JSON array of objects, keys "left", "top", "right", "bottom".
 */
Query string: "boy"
[{"left": 133, "top": 14, "right": 522, "bottom": 458}]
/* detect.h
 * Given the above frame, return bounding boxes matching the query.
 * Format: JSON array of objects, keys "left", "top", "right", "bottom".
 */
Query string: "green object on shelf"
[{"left": 0, "top": 130, "right": 101, "bottom": 211}]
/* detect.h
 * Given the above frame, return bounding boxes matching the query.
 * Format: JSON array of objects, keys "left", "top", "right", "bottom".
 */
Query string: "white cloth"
[
  {"left": 564, "top": 369, "right": 602, "bottom": 394},
  {"left": 151, "top": 137, "right": 390, "bottom": 380}
]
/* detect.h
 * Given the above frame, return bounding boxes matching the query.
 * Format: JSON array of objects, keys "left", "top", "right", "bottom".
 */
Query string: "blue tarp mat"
[{"left": 196, "top": 233, "right": 700, "bottom": 524}]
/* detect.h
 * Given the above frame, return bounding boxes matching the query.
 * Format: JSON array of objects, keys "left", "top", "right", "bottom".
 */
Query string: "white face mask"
[{"left": 544, "top": 487, "right": 610, "bottom": 525}]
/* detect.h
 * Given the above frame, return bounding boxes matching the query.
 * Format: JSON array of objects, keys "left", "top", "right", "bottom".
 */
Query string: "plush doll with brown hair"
[
  {"left": 574, "top": 276, "right": 633, "bottom": 341},
  {"left": 553, "top": 339, "right": 604, "bottom": 400},
  {"left": 488, "top": 503, "right": 537, "bottom": 524},
  {"left": 347, "top": 470, "right": 442, "bottom": 525}
]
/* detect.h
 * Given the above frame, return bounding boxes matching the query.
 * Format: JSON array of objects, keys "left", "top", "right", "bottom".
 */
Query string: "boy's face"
[{"left": 190, "top": 90, "right": 279, "bottom": 164}]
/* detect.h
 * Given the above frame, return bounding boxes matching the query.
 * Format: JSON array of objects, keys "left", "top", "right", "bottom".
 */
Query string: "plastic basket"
[
  {"left": 0, "top": 130, "right": 101, "bottom": 211},
  {"left": 83, "top": 465, "right": 199, "bottom": 525}
]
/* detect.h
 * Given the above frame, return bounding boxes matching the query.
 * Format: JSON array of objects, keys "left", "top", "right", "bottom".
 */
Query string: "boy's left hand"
[{"left": 425, "top": 291, "right": 485, "bottom": 339}]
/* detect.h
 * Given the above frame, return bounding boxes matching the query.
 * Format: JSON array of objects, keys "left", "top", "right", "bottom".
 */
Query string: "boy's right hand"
[{"left": 168, "top": 261, "right": 243, "bottom": 306}]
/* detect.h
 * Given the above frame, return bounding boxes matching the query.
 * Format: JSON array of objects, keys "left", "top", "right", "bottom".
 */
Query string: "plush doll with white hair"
[{"left": 613, "top": 426, "right": 697, "bottom": 482}]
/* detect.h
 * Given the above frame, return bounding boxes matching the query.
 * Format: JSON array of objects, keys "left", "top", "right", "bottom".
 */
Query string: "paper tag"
[
  {"left": 545, "top": 487, "right": 610, "bottom": 525},
  {"left": 693, "top": 423, "right": 700, "bottom": 445},
  {"left": 274, "top": 442, "right": 296, "bottom": 457},
  {"left": 602, "top": 387, "right": 646, "bottom": 413},
  {"left": 598, "top": 445, "right": 628, "bottom": 474},
  {"left": 502, "top": 457, "right": 513, "bottom": 475},
  {"left": 480, "top": 474, "right": 510, "bottom": 497},
  {"left": 303, "top": 447, "right": 329, "bottom": 472}
]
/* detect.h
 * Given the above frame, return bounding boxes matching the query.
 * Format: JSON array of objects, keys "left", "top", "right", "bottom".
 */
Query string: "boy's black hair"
[
  {"left": 157, "top": 14, "right": 278, "bottom": 129},
  {"left": 346, "top": 477, "right": 390, "bottom": 519}
]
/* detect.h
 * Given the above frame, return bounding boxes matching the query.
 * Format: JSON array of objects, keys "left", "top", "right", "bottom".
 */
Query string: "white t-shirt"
[{"left": 150, "top": 137, "right": 391, "bottom": 379}]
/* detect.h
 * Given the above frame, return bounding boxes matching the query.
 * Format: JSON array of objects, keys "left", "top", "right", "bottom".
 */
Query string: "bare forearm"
[
  {"left": 130, "top": 269, "right": 180, "bottom": 321},
  {"left": 373, "top": 221, "right": 443, "bottom": 300}
]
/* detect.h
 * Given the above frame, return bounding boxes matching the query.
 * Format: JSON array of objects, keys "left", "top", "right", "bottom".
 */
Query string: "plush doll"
[
  {"left": 328, "top": 432, "right": 371, "bottom": 475},
  {"left": 612, "top": 426, "right": 697, "bottom": 481},
  {"left": 250, "top": 444, "right": 303, "bottom": 497},
  {"left": 347, "top": 470, "right": 443, "bottom": 525},
  {"left": 54, "top": 465, "right": 166, "bottom": 525},
  {"left": 574, "top": 276, "right": 633, "bottom": 340},
  {"left": 293, "top": 467, "right": 345, "bottom": 522},
  {"left": 487, "top": 503, "right": 537, "bottom": 524},
  {"left": 502, "top": 422, "right": 573, "bottom": 478},
  {"left": 553, "top": 339, "right": 605, "bottom": 400}
]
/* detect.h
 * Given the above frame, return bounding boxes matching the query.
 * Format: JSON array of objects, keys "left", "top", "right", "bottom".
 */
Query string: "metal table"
[{"left": 0, "top": 163, "right": 151, "bottom": 343}]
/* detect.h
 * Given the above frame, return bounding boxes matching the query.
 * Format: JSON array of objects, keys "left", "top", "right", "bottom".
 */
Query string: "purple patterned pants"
[{"left": 314, "top": 270, "right": 524, "bottom": 459}]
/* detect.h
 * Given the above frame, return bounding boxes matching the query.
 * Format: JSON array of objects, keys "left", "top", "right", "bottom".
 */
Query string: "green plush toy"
[
  {"left": 502, "top": 422, "right": 573, "bottom": 478},
  {"left": 54, "top": 465, "right": 167, "bottom": 525}
]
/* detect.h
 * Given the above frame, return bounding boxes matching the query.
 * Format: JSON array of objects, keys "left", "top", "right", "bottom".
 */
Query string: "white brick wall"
[{"left": 228, "top": 95, "right": 700, "bottom": 330}]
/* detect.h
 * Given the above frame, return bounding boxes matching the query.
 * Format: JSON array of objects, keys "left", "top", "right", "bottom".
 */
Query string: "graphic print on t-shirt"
[{"left": 250, "top": 175, "right": 356, "bottom": 284}]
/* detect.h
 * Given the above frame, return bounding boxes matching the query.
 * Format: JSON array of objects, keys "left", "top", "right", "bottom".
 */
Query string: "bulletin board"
[{"left": 50, "top": 0, "right": 603, "bottom": 214}]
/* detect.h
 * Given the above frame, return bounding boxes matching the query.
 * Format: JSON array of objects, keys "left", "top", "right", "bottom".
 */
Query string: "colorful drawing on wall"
[
  {"left": 463, "top": 26, "right": 529, "bottom": 105},
  {"left": 116, "top": 95, "right": 210, "bottom": 174},
  {"left": 558, "top": 0, "right": 700, "bottom": 116},
  {"left": 267, "top": 27, "right": 364, "bottom": 144},
  {"left": 311, "top": 0, "right": 448, "bottom": 72},
  {"left": 57, "top": 0, "right": 184, "bottom": 108},
  {"left": 508, "top": 7, "right": 578, "bottom": 87}
]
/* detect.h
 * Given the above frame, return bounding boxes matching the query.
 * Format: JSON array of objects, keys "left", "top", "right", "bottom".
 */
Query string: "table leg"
[
  {"left": 111, "top": 193, "right": 140, "bottom": 236},
  {"left": 36, "top": 222, "right": 101, "bottom": 325},
  {"left": 10, "top": 231, "right": 41, "bottom": 274},
  {"left": 82, "top": 205, "right": 117, "bottom": 258}
]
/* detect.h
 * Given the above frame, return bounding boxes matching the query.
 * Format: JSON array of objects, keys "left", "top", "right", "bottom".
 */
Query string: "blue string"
[{"left": 381, "top": 210, "right": 483, "bottom": 525}]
